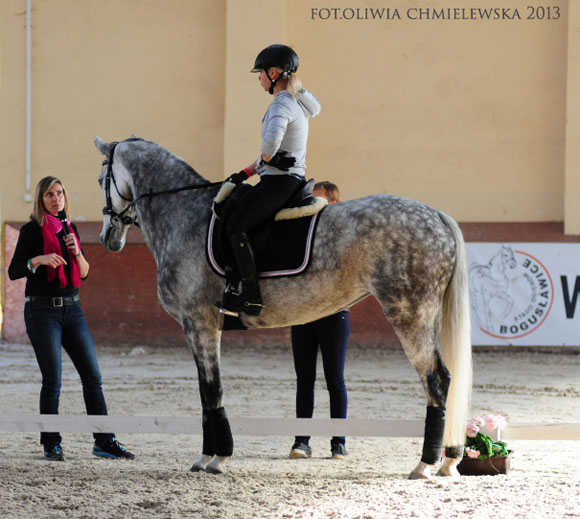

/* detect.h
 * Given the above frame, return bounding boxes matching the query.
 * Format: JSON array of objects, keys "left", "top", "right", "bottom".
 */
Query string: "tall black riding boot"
[{"left": 221, "top": 232, "right": 262, "bottom": 316}]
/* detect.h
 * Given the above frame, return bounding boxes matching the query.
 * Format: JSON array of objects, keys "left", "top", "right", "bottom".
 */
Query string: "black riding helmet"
[{"left": 251, "top": 44, "right": 299, "bottom": 94}]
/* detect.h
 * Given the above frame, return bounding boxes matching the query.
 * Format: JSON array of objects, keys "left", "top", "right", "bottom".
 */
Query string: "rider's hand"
[
  {"left": 264, "top": 150, "right": 295, "bottom": 172},
  {"left": 225, "top": 170, "right": 248, "bottom": 185}
]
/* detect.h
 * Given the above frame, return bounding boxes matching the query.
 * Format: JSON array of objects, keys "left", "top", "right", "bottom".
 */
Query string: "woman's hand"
[
  {"left": 32, "top": 253, "right": 67, "bottom": 269},
  {"left": 64, "top": 233, "right": 81, "bottom": 257}
]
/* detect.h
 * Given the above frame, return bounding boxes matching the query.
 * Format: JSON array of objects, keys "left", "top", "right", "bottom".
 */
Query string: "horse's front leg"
[{"left": 182, "top": 321, "right": 233, "bottom": 474}]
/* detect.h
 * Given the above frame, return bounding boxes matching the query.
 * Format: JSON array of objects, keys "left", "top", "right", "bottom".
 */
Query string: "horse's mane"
[{"left": 121, "top": 137, "right": 206, "bottom": 183}]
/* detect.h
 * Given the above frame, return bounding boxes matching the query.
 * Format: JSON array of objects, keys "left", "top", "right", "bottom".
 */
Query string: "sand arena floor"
[{"left": 0, "top": 339, "right": 579, "bottom": 519}]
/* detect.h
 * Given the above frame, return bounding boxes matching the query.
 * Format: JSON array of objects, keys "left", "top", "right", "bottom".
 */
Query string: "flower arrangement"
[{"left": 464, "top": 414, "right": 509, "bottom": 459}]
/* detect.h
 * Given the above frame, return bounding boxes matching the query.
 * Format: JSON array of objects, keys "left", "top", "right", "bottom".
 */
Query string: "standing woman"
[
  {"left": 215, "top": 44, "right": 321, "bottom": 316},
  {"left": 289, "top": 181, "right": 350, "bottom": 460},
  {"left": 8, "top": 176, "right": 134, "bottom": 462}
]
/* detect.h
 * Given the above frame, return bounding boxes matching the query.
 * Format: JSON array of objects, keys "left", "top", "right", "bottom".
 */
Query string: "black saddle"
[
  {"left": 207, "top": 178, "right": 323, "bottom": 281},
  {"left": 284, "top": 178, "right": 316, "bottom": 208}
]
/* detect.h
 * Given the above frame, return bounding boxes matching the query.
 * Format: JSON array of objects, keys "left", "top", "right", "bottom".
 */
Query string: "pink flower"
[
  {"left": 466, "top": 447, "right": 480, "bottom": 459},
  {"left": 471, "top": 415, "right": 485, "bottom": 427},
  {"left": 485, "top": 414, "right": 507, "bottom": 432},
  {"left": 466, "top": 422, "right": 479, "bottom": 438}
]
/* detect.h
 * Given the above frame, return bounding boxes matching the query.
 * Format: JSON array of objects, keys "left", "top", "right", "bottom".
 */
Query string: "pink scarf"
[{"left": 41, "top": 213, "right": 81, "bottom": 288}]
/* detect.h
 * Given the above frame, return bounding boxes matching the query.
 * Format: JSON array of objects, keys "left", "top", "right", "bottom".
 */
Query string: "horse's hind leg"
[
  {"left": 388, "top": 307, "right": 452, "bottom": 479},
  {"left": 409, "top": 347, "right": 452, "bottom": 480}
]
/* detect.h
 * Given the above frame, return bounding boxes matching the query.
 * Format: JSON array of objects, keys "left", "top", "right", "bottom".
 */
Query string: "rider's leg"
[
  {"left": 224, "top": 231, "right": 262, "bottom": 315},
  {"left": 220, "top": 175, "right": 303, "bottom": 315}
]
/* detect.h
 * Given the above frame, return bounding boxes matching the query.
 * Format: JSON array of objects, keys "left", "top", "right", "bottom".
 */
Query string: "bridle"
[{"left": 101, "top": 137, "right": 222, "bottom": 229}]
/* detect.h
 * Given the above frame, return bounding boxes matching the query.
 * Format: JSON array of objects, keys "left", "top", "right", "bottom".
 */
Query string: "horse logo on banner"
[{"left": 469, "top": 245, "right": 554, "bottom": 340}]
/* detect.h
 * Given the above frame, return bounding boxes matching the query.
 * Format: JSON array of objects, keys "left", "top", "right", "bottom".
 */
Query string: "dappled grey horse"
[{"left": 95, "top": 136, "right": 472, "bottom": 479}]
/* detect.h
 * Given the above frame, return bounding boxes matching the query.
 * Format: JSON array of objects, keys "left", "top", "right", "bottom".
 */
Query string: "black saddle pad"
[{"left": 206, "top": 211, "right": 321, "bottom": 279}]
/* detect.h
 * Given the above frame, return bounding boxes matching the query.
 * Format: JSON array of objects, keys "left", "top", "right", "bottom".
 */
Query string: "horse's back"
[{"left": 318, "top": 193, "right": 457, "bottom": 258}]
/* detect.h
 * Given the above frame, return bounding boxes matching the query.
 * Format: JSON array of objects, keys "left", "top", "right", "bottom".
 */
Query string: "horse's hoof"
[
  {"left": 408, "top": 461, "right": 433, "bottom": 480},
  {"left": 190, "top": 454, "right": 212, "bottom": 472},
  {"left": 408, "top": 471, "right": 431, "bottom": 480},
  {"left": 204, "top": 464, "right": 223, "bottom": 475},
  {"left": 437, "top": 458, "right": 461, "bottom": 477},
  {"left": 436, "top": 466, "right": 461, "bottom": 478},
  {"left": 436, "top": 468, "right": 460, "bottom": 478},
  {"left": 204, "top": 455, "right": 227, "bottom": 474}
]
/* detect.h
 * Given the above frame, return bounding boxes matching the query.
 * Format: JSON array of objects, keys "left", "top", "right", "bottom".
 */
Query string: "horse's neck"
[
  {"left": 131, "top": 164, "right": 206, "bottom": 195},
  {"left": 489, "top": 252, "right": 505, "bottom": 275},
  {"left": 132, "top": 175, "right": 213, "bottom": 263}
]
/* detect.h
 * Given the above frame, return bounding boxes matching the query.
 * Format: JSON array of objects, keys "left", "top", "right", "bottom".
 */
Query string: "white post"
[{"left": 25, "top": 0, "right": 33, "bottom": 202}]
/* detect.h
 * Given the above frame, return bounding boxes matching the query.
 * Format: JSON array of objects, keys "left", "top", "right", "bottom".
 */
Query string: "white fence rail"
[{"left": 0, "top": 414, "right": 578, "bottom": 440}]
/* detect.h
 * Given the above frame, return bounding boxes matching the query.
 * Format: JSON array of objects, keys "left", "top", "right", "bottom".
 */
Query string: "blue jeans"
[
  {"left": 24, "top": 301, "right": 114, "bottom": 446},
  {"left": 291, "top": 311, "right": 349, "bottom": 445}
]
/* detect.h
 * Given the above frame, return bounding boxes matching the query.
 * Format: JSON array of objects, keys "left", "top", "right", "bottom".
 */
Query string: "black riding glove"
[
  {"left": 225, "top": 170, "right": 248, "bottom": 185},
  {"left": 264, "top": 150, "right": 296, "bottom": 172}
]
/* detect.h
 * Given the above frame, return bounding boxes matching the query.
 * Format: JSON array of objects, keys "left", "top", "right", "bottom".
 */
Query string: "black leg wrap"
[
  {"left": 207, "top": 407, "right": 234, "bottom": 457},
  {"left": 421, "top": 405, "right": 446, "bottom": 465},
  {"left": 202, "top": 409, "right": 215, "bottom": 456},
  {"left": 444, "top": 445, "right": 463, "bottom": 459}
]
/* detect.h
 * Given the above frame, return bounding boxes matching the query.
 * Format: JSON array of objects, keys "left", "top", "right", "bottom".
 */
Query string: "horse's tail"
[{"left": 438, "top": 211, "right": 472, "bottom": 448}]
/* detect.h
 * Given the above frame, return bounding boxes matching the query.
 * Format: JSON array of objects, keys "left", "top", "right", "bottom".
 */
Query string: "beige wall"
[
  {"left": 288, "top": 0, "right": 569, "bottom": 222},
  {"left": 0, "top": 0, "right": 575, "bottom": 226},
  {"left": 565, "top": 1, "right": 580, "bottom": 234},
  {"left": 1, "top": 0, "right": 226, "bottom": 223}
]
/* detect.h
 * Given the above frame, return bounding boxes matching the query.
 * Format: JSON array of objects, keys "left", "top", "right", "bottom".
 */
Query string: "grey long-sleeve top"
[{"left": 257, "top": 89, "right": 321, "bottom": 178}]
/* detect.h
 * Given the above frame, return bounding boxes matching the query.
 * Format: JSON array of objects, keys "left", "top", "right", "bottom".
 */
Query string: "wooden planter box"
[{"left": 457, "top": 451, "right": 512, "bottom": 476}]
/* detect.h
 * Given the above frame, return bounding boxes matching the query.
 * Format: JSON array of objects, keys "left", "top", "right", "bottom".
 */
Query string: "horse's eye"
[{"left": 98, "top": 178, "right": 103, "bottom": 187}]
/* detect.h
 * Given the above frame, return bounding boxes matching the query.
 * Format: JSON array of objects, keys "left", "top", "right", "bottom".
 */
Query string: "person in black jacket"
[{"left": 8, "top": 176, "right": 134, "bottom": 462}]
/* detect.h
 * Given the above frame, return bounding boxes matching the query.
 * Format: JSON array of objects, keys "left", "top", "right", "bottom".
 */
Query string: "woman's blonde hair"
[
  {"left": 314, "top": 181, "right": 342, "bottom": 203},
  {"left": 32, "top": 176, "right": 70, "bottom": 225},
  {"left": 275, "top": 67, "right": 303, "bottom": 98}
]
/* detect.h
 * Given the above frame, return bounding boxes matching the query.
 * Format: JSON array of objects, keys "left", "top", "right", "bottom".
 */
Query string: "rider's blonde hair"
[{"left": 274, "top": 67, "right": 303, "bottom": 98}]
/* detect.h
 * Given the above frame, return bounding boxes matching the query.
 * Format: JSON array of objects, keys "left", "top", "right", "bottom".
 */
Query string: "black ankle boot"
[{"left": 218, "top": 232, "right": 262, "bottom": 316}]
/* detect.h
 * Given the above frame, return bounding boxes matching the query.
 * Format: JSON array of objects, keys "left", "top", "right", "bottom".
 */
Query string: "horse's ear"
[{"left": 94, "top": 136, "right": 111, "bottom": 156}]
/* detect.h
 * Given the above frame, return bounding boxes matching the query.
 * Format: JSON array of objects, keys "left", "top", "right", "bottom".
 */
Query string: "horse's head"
[
  {"left": 500, "top": 245, "right": 517, "bottom": 269},
  {"left": 94, "top": 136, "right": 139, "bottom": 252}
]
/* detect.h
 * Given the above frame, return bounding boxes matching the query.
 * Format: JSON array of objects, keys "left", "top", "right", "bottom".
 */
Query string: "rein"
[{"left": 102, "top": 138, "right": 223, "bottom": 227}]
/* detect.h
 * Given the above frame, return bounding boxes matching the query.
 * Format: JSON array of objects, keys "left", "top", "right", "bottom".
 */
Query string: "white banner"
[{"left": 466, "top": 243, "right": 580, "bottom": 346}]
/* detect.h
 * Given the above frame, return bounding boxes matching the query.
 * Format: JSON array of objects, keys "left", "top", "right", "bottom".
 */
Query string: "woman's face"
[
  {"left": 42, "top": 183, "right": 65, "bottom": 216},
  {"left": 258, "top": 68, "right": 276, "bottom": 91}
]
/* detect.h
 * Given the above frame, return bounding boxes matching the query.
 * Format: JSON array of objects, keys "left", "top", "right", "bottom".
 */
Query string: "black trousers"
[{"left": 225, "top": 175, "right": 303, "bottom": 235}]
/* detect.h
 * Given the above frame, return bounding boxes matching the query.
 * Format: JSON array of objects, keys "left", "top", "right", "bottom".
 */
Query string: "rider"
[{"left": 217, "top": 44, "right": 321, "bottom": 316}]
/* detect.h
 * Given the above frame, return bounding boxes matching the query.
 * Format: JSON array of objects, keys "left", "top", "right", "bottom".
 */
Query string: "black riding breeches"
[{"left": 225, "top": 175, "right": 304, "bottom": 235}]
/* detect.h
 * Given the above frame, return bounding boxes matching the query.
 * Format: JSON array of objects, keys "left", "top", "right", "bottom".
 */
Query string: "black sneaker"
[
  {"left": 93, "top": 439, "right": 135, "bottom": 460},
  {"left": 331, "top": 442, "right": 348, "bottom": 459},
  {"left": 289, "top": 442, "right": 312, "bottom": 459},
  {"left": 44, "top": 444, "right": 65, "bottom": 461}
]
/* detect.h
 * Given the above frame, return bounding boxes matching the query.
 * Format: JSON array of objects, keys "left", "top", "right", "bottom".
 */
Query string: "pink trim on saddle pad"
[{"left": 206, "top": 212, "right": 321, "bottom": 278}]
